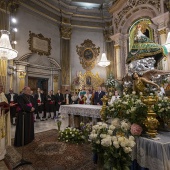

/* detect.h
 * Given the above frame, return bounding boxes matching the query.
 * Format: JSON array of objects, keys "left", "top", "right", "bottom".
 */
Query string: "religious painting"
[
  {"left": 84, "top": 49, "right": 93, "bottom": 61},
  {"left": 76, "top": 39, "right": 100, "bottom": 71},
  {"left": 28, "top": 31, "right": 52, "bottom": 56},
  {"left": 86, "top": 76, "right": 91, "bottom": 85}
]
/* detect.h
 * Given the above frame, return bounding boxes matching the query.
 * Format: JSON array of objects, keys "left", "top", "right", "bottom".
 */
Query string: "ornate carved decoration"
[
  {"left": 0, "top": 0, "right": 21, "bottom": 13},
  {"left": 158, "top": 28, "right": 167, "bottom": 35},
  {"left": 113, "top": 0, "right": 160, "bottom": 30},
  {"left": 60, "top": 25, "right": 72, "bottom": 39},
  {"left": 28, "top": 31, "right": 52, "bottom": 56},
  {"left": 76, "top": 39, "right": 100, "bottom": 71},
  {"left": 103, "top": 29, "right": 113, "bottom": 42},
  {"left": 72, "top": 71, "right": 104, "bottom": 90}
]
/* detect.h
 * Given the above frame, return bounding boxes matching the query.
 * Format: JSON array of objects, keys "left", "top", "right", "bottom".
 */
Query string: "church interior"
[{"left": 0, "top": 0, "right": 170, "bottom": 169}]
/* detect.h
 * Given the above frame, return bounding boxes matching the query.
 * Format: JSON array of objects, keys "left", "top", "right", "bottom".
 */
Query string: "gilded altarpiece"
[{"left": 0, "top": 59, "right": 7, "bottom": 91}]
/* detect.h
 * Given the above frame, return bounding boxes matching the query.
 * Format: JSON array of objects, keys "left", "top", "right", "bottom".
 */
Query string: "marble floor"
[{"left": 0, "top": 116, "right": 69, "bottom": 169}]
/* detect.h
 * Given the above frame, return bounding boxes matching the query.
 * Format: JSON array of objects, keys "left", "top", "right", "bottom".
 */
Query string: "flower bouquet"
[
  {"left": 105, "top": 91, "right": 148, "bottom": 135},
  {"left": 58, "top": 127, "right": 84, "bottom": 144},
  {"left": 80, "top": 122, "right": 92, "bottom": 142},
  {"left": 89, "top": 119, "right": 136, "bottom": 170},
  {"left": 153, "top": 96, "right": 170, "bottom": 130}
]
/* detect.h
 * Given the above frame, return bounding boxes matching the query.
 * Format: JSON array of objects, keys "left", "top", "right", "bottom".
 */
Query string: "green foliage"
[
  {"left": 106, "top": 92, "right": 148, "bottom": 127},
  {"left": 58, "top": 127, "right": 84, "bottom": 144}
]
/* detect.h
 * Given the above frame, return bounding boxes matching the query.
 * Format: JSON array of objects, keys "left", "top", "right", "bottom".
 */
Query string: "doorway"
[{"left": 28, "top": 77, "right": 48, "bottom": 95}]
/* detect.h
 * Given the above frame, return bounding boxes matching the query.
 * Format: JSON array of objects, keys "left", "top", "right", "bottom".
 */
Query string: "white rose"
[
  {"left": 108, "top": 130, "right": 113, "bottom": 135},
  {"left": 113, "top": 141, "right": 119, "bottom": 148},
  {"left": 96, "top": 140, "right": 100, "bottom": 144},
  {"left": 123, "top": 92, "right": 126, "bottom": 95},
  {"left": 124, "top": 147, "right": 132, "bottom": 153},
  {"left": 139, "top": 92, "right": 143, "bottom": 96},
  {"left": 121, "top": 121, "right": 130, "bottom": 131},
  {"left": 101, "top": 137, "right": 112, "bottom": 147},
  {"left": 102, "top": 123, "right": 108, "bottom": 129},
  {"left": 128, "top": 140, "right": 136, "bottom": 147},
  {"left": 129, "top": 136, "right": 135, "bottom": 141},
  {"left": 111, "top": 136, "right": 117, "bottom": 142},
  {"left": 117, "top": 136, "right": 124, "bottom": 143},
  {"left": 100, "top": 134, "right": 107, "bottom": 139},
  {"left": 132, "top": 91, "right": 136, "bottom": 95},
  {"left": 97, "top": 122, "right": 103, "bottom": 126},
  {"left": 89, "top": 133, "right": 97, "bottom": 140},
  {"left": 111, "top": 118, "right": 120, "bottom": 128}
]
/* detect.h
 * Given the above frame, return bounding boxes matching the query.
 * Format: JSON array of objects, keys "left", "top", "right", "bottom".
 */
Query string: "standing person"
[
  {"left": 34, "top": 88, "right": 45, "bottom": 121},
  {"left": 14, "top": 86, "right": 36, "bottom": 147},
  {"left": 91, "top": 89, "right": 96, "bottom": 105},
  {"left": 0, "top": 84, "right": 11, "bottom": 160},
  {"left": 64, "top": 90, "right": 72, "bottom": 105},
  {"left": 108, "top": 90, "right": 120, "bottom": 105},
  {"left": 78, "top": 86, "right": 86, "bottom": 104},
  {"left": 55, "top": 89, "right": 64, "bottom": 116},
  {"left": 46, "top": 90, "right": 55, "bottom": 119},
  {"left": 6, "top": 88, "right": 18, "bottom": 125},
  {"left": 71, "top": 91, "right": 79, "bottom": 104},
  {"left": 84, "top": 90, "right": 92, "bottom": 105},
  {"left": 94, "top": 86, "right": 105, "bottom": 105}
]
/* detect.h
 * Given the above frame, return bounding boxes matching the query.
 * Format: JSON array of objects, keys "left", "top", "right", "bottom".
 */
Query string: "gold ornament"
[
  {"left": 100, "top": 95, "right": 108, "bottom": 122},
  {"left": 141, "top": 95, "right": 159, "bottom": 138}
]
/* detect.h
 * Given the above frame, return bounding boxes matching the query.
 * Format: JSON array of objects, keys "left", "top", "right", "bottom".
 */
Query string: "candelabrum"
[
  {"left": 100, "top": 95, "right": 108, "bottom": 122},
  {"left": 141, "top": 95, "right": 159, "bottom": 138}
]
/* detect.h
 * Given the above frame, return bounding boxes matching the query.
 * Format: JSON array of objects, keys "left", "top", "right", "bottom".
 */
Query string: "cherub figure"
[{"left": 123, "top": 69, "right": 170, "bottom": 94}]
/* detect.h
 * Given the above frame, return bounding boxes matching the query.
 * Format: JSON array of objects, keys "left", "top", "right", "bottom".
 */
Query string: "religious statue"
[
  {"left": 132, "top": 69, "right": 170, "bottom": 94},
  {"left": 127, "top": 21, "right": 168, "bottom": 65}
]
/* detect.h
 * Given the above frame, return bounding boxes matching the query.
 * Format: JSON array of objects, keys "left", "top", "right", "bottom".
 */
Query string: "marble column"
[
  {"left": 110, "top": 33, "right": 125, "bottom": 80},
  {"left": 152, "top": 12, "right": 170, "bottom": 71},
  {"left": 60, "top": 23, "right": 72, "bottom": 92}
]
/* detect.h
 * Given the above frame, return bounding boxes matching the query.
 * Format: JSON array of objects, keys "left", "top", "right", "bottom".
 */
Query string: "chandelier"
[
  {"left": 97, "top": 3, "right": 110, "bottom": 67},
  {"left": 98, "top": 52, "right": 110, "bottom": 67},
  {"left": 0, "top": 30, "right": 18, "bottom": 60}
]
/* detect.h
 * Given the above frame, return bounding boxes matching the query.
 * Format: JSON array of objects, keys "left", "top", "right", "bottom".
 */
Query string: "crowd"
[{"left": 5, "top": 85, "right": 111, "bottom": 125}]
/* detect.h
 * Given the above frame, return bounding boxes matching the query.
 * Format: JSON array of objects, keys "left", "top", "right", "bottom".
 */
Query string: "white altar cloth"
[
  {"left": 132, "top": 131, "right": 170, "bottom": 170},
  {"left": 59, "top": 104, "right": 102, "bottom": 118}
]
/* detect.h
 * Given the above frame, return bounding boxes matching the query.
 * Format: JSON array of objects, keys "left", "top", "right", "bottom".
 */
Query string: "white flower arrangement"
[
  {"left": 89, "top": 119, "right": 135, "bottom": 169},
  {"left": 105, "top": 75, "right": 116, "bottom": 87}
]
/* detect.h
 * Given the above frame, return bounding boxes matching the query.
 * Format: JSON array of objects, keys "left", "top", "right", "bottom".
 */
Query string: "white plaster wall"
[
  {"left": 13, "top": 6, "right": 60, "bottom": 91},
  {"left": 15, "top": 6, "right": 60, "bottom": 64},
  {"left": 70, "top": 27, "right": 107, "bottom": 83}
]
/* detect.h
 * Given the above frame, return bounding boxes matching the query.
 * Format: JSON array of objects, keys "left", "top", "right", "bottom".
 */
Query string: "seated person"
[{"left": 108, "top": 90, "right": 120, "bottom": 105}]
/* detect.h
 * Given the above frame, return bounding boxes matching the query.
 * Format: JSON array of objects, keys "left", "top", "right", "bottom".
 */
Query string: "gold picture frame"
[
  {"left": 28, "top": 31, "right": 52, "bottom": 56},
  {"left": 76, "top": 39, "right": 100, "bottom": 70}
]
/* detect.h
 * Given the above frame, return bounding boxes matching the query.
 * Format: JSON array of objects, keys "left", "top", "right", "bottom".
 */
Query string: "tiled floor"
[{"left": 0, "top": 116, "right": 69, "bottom": 169}]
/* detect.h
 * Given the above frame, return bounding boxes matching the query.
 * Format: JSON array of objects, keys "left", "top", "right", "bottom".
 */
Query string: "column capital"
[
  {"left": 110, "top": 33, "right": 124, "bottom": 46},
  {"left": 60, "top": 24, "right": 72, "bottom": 39},
  {"left": 158, "top": 27, "right": 167, "bottom": 35},
  {"left": 152, "top": 12, "right": 170, "bottom": 29}
]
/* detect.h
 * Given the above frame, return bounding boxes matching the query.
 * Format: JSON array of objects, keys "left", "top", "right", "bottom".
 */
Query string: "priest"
[
  {"left": 14, "top": 86, "right": 36, "bottom": 147},
  {"left": 0, "top": 85, "right": 11, "bottom": 160}
]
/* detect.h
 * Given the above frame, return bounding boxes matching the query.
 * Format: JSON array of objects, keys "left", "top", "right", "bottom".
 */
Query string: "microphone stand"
[{"left": 13, "top": 104, "right": 32, "bottom": 169}]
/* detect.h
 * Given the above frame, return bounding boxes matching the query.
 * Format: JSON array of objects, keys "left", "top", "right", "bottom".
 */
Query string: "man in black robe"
[
  {"left": 14, "top": 86, "right": 36, "bottom": 147},
  {"left": 34, "top": 88, "right": 45, "bottom": 121},
  {"left": 6, "top": 88, "right": 18, "bottom": 125}
]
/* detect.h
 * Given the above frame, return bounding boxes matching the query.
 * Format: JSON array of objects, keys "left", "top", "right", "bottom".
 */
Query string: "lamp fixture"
[
  {"left": 98, "top": 52, "right": 110, "bottom": 67},
  {"left": 97, "top": 4, "right": 110, "bottom": 67},
  {"left": 0, "top": 30, "right": 18, "bottom": 60}
]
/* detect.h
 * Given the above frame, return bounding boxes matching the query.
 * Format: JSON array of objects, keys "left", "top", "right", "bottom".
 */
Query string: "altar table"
[
  {"left": 59, "top": 104, "right": 102, "bottom": 127},
  {"left": 132, "top": 132, "right": 170, "bottom": 170}
]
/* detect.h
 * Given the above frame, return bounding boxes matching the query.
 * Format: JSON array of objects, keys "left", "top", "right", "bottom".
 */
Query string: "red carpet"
[{"left": 5, "top": 129, "right": 97, "bottom": 170}]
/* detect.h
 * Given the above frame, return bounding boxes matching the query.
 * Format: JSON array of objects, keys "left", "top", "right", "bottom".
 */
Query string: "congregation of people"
[{"left": 5, "top": 86, "right": 111, "bottom": 124}]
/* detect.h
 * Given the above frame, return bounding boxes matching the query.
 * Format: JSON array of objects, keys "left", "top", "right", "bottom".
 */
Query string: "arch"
[
  {"left": 16, "top": 53, "right": 61, "bottom": 70},
  {"left": 118, "top": 4, "right": 160, "bottom": 34}
]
